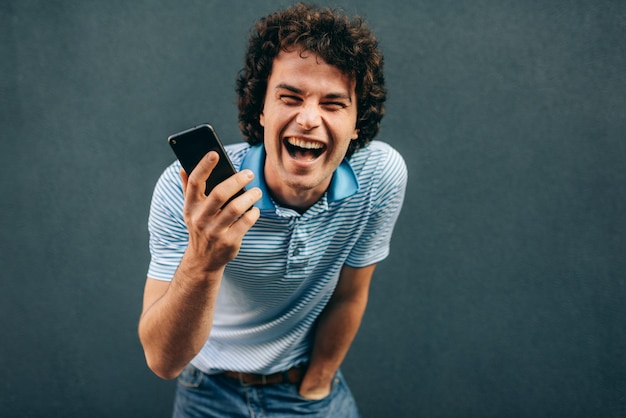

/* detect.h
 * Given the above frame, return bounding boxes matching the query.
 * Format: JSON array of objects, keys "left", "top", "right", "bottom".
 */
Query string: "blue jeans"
[{"left": 172, "top": 364, "right": 361, "bottom": 418}]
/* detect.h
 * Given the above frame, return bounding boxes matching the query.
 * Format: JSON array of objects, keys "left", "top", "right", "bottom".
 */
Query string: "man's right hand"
[{"left": 180, "top": 150, "right": 262, "bottom": 274}]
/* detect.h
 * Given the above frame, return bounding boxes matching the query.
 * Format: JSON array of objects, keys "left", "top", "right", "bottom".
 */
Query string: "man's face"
[{"left": 260, "top": 49, "right": 359, "bottom": 210}]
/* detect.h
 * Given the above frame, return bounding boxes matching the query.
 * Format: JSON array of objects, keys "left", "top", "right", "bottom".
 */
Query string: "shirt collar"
[{"left": 240, "top": 144, "right": 360, "bottom": 211}]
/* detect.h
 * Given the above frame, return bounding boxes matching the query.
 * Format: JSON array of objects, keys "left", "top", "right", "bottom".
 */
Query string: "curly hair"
[{"left": 236, "top": 3, "right": 386, "bottom": 157}]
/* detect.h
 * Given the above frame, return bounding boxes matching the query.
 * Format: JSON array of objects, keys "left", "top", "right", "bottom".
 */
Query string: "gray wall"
[{"left": 1, "top": 1, "right": 625, "bottom": 417}]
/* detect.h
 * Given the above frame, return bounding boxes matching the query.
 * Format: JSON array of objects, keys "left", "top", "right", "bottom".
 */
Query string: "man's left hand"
[{"left": 298, "top": 382, "right": 332, "bottom": 400}]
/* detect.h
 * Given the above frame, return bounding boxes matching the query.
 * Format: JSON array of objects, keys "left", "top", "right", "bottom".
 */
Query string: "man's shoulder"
[
  {"left": 352, "top": 140, "right": 403, "bottom": 162},
  {"left": 350, "top": 140, "right": 407, "bottom": 181}
]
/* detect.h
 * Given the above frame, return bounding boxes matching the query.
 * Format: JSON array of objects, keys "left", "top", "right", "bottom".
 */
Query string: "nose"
[{"left": 296, "top": 103, "right": 321, "bottom": 131}]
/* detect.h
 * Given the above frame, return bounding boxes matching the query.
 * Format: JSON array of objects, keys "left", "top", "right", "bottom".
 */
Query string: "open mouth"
[{"left": 284, "top": 137, "right": 326, "bottom": 161}]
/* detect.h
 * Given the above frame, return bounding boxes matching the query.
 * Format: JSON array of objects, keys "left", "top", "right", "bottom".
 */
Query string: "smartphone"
[{"left": 168, "top": 124, "right": 245, "bottom": 201}]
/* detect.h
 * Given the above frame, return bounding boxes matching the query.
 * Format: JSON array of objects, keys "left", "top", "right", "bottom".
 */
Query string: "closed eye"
[
  {"left": 322, "top": 101, "right": 348, "bottom": 111},
  {"left": 280, "top": 95, "right": 302, "bottom": 105}
]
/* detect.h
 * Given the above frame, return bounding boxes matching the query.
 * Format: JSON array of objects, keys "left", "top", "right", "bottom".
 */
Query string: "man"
[{"left": 139, "top": 3, "right": 407, "bottom": 417}]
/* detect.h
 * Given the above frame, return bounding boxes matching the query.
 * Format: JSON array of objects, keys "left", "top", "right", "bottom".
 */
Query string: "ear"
[
  {"left": 259, "top": 112, "right": 265, "bottom": 127},
  {"left": 351, "top": 128, "right": 359, "bottom": 140}
]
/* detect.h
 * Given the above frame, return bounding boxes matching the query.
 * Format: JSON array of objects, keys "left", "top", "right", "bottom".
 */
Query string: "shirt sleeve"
[
  {"left": 146, "top": 162, "right": 188, "bottom": 281},
  {"left": 345, "top": 143, "right": 408, "bottom": 268}
]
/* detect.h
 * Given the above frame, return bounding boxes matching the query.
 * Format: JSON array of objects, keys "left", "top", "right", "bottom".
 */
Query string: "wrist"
[{"left": 179, "top": 246, "right": 226, "bottom": 277}]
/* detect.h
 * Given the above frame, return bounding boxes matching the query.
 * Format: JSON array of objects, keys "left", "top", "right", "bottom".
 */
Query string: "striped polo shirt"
[{"left": 147, "top": 140, "right": 407, "bottom": 374}]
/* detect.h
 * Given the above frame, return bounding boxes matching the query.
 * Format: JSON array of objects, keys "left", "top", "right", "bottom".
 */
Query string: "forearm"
[
  {"left": 299, "top": 264, "right": 375, "bottom": 399},
  {"left": 138, "top": 257, "right": 223, "bottom": 379},
  {"left": 301, "top": 295, "right": 368, "bottom": 396}
]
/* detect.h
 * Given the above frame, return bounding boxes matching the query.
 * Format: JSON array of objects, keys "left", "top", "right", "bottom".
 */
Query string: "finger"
[
  {"left": 219, "top": 187, "right": 262, "bottom": 223},
  {"left": 179, "top": 168, "right": 189, "bottom": 196},
  {"left": 229, "top": 206, "right": 261, "bottom": 236},
  {"left": 208, "top": 186, "right": 262, "bottom": 232},
  {"left": 206, "top": 169, "right": 256, "bottom": 213},
  {"left": 186, "top": 151, "right": 219, "bottom": 198}
]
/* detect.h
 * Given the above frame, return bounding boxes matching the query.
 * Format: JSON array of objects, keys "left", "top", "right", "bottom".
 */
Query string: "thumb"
[{"left": 179, "top": 168, "right": 189, "bottom": 197}]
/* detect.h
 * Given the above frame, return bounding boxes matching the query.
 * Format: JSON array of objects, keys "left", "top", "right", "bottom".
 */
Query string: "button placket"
[{"left": 286, "top": 219, "right": 310, "bottom": 276}]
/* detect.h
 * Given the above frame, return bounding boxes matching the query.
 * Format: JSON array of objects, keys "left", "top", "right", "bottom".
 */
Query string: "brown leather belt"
[{"left": 222, "top": 365, "right": 307, "bottom": 386}]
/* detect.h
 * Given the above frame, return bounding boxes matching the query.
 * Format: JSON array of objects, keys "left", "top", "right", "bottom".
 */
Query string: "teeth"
[{"left": 286, "top": 137, "right": 324, "bottom": 150}]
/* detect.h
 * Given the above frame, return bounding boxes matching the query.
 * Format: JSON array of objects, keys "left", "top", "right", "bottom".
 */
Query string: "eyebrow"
[{"left": 275, "top": 83, "right": 352, "bottom": 102}]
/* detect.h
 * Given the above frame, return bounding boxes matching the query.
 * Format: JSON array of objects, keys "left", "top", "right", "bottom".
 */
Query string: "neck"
[
  {"left": 263, "top": 166, "right": 330, "bottom": 213},
  {"left": 267, "top": 187, "right": 324, "bottom": 214}
]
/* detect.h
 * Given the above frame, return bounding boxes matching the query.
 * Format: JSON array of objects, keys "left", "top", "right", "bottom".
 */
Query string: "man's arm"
[
  {"left": 299, "top": 264, "right": 376, "bottom": 399},
  {"left": 138, "top": 270, "right": 222, "bottom": 380},
  {"left": 138, "top": 152, "right": 261, "bottom": 380}
]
